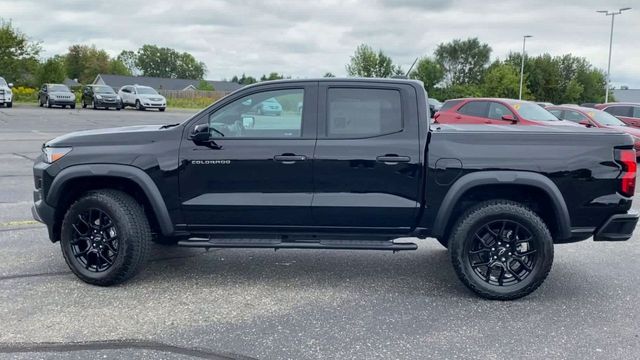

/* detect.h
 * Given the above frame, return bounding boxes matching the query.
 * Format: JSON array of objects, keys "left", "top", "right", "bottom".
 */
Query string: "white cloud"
[{"left": 1, "top": 0, "right": 638, "bottom": 87}]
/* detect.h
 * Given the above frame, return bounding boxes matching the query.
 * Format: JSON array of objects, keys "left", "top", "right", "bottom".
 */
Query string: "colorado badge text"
[{"left": 191, "top": 160, "right": 231, "bottom": 165}]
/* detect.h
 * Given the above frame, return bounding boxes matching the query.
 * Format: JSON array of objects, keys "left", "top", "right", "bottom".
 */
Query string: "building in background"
[{"left": 612, "top": 89, "right": 640, "bottom": 103}]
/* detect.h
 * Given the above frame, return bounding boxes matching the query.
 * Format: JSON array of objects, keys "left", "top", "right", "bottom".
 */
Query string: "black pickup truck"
[{"left": 32, "top": 78, "right": 638, "bottom": 300}]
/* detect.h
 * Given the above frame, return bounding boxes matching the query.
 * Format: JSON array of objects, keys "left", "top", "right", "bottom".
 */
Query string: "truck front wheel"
[
  {"left": 60, "top": 190, "right": 151, "bottom": 286},
  {"left": 448, "top": 200, "right": 553, "bottom": 300}
]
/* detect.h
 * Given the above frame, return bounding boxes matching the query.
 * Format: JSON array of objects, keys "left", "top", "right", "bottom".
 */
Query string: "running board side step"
[{"left": 177, "top": 238, "right": 418, "bottom": 251}]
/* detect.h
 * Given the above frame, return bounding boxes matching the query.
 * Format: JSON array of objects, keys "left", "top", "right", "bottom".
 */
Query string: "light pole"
[
  {"left": 519, "top": 35, "right": 532, "bottom": 100},
  {"left": 597, "top": 7, "right": 631, "bottom": 103}
]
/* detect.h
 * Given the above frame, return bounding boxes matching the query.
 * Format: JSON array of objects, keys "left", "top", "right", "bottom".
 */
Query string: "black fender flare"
[
  {"left": 431, "top": 171, "right": 571, "bottom": 240},
  {"left": 47, "top": 164, "right": 174, "bottom": 235}
]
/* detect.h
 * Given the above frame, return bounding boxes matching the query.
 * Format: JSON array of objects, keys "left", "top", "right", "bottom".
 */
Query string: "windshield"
[
  {"left": 508, "top": 101, "right": 558, "bottom": 121},
  {"left": 93, "top": 86, "right": 115, "bottom": 94},
  {"left": 0, "top": 78, "right": 6, "bottom": 87},
  {"left": 136, "top": 87, "right": 158, "bottom": 95},
  {"left": 50, "top": 85, "right": 70, "bottom": 92},
  {"left": 590, "top": 109, "right": 626, "bottom": 126}
]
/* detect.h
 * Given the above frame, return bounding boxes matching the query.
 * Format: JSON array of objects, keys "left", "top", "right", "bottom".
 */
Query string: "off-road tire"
[
  {"left": 448, "top": 200, "right": 554, "bottom": 300},
  {"left": 60, "top": 190, "right": 151, "bottom": 286}
]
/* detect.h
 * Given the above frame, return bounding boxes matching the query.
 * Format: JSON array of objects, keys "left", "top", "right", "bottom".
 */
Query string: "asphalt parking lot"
[{"left": 1, "top": 105, "right": 639, "bottom": 359}]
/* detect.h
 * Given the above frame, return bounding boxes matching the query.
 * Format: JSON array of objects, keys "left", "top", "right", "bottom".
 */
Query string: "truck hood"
[{"left": 45, "top": 125, "right": 172, "bottom": 147}]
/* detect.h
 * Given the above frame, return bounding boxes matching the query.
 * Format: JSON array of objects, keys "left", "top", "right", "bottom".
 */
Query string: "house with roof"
[{"left": 92, "top": 74, "right": 243, "bottom": 93}]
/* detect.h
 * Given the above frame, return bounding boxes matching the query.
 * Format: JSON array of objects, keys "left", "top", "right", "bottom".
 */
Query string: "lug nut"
[{"left": 501, "top": 257, "right": 506, "bottom": 262}]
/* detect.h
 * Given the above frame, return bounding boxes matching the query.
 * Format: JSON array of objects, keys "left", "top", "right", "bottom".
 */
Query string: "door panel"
[
  {"left": 312, "top": 84, "right": 421, "bottom": 230},
  {"left": 179, "top": 84, "right": 318, "bottom": 230}
]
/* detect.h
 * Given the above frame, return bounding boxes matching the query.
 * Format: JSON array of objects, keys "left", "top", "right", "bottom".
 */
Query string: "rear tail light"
[{"left": 616, "top": 149, "right": 636, "bottom": 197}]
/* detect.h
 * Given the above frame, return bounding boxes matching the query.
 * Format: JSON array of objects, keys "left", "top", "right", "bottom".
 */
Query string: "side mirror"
[
  {"left": 579, "top": 119, "right": 593, "bottom": 127},
  {"left": 8, "top": 83, "right": 13, "bottom": 88},
  {"left": 501, "top": 114, "right": 517, "bottom": 123},
  {"left": 242, "top": 116, "right": 255, "bottom": 129},
  {"left": 191, "top": 124, "right": 211, "bottom": 144}
]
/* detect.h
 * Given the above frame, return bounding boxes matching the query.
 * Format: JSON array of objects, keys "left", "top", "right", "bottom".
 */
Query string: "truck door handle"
[
  {"left": 274, "top": 154, "right": 306, "bottom": 164},
  {"left": 376, "top": 155, "right": 411, "bottom": 164}
]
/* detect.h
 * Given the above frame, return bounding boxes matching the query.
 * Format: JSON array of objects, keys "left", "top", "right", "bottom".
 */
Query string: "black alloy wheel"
[{"left": 69, "top": 208, "right": 119, "bottom": 273}]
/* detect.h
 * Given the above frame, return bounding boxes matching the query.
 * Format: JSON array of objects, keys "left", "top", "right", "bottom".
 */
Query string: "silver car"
[{"left": 118, "top": 85, "right": 167, "bottom": 111}]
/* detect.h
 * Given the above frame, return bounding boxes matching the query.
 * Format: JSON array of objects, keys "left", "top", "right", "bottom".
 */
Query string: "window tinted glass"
[
  {"left": 633, "top": 107, "right": 640, "bottom": 118},
  {"left": 605, "top": 106, "right": 632, "bottom": 117},
  {"left": 590, "top": 110, "right": 626, "bottom": 126},
  {"left": 327, "top": 88, "right": 402, "bottom": 138},
  {"left": 548, "top": 109, "right": 563, "bottom": 118},
  {"left": 458, "top": 101, "right": 489, "bottom": 117},
  {"left": 488, "top": 102, "right": 514, "bottom": 120},
  {"left": 441, "top": 99, "right": 462, "bottom": 111},
  {"left": 136, "top": 87, "right": 158, "bottom": 95},
  {"left": 564, "top": 110, "right": 586, "bottom": 122},
  {"left": 49, "top": 85, "right": 70, "bottom": 92},
  {"left": 507, "top": 101, "right": 558, "bottom": 121},
  {"left": 209, "top": 88, "right": 304, "bottom": 138}
]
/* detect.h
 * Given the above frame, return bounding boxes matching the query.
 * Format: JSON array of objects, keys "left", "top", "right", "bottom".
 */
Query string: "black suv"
[
  {"left": 81, "top": 85, "right": 122, "bottom": 110},
  {"left": 31, "top": 78, "right": 638, "bottom": 300}
]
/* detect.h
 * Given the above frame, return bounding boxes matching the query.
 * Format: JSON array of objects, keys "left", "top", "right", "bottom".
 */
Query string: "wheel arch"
[
  {"left": 431, "top": 171, "right": 571, "bottom": 242},
  {"left": 47, "top": 164, "right": 174, "bottom": 241}
]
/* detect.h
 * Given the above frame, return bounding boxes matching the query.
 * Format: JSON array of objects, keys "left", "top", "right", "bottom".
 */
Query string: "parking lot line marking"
[{"left": 0, "top": 220, "right": 39, "bottom": 227}]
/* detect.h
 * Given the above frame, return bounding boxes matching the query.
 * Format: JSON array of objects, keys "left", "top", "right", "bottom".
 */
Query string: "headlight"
[
  {"left": 95, "top": 94, "right": 102, "bottom": 100},
  {"left": 43, "top": 147, "right": 72, "bottom": 163},
  {"left": 70, "top": 94, "right": 76, "bottom": 100},
  {"left": 49, "top": 94, "right": 57, "bottom": 99},
  {"left": 116, "top": 95, "right": 121, "bottom": 100}
]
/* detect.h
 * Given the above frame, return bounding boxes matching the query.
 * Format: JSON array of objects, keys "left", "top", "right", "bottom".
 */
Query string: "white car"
[
  {"left": 0, "top": 76, "right": 13, "bottom": 108},
  {"left": 118, "top": 85, "right": 166, "bottom": 111}
]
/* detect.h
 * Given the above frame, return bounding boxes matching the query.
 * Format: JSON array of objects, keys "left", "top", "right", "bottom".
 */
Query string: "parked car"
[
  {"left": 435, "top": 98, "right": 580, "bottom": 126},
  {"left": 0, "top": 76, "right": 13, "bottom": 108},
  {"left": 548, "top": 105, "right": 640, "bottom": 159},
  {"left": 118, "top": 85, "right": 166, "bottom": 111},
  {"left": 428, "top": 98, "right": 443, "bottom": 117},
  {"left": 32, "top": 78, "right": 637, "bottom": 300},
  {"left": 594, "top": 103, "right": 640, "bottom": 128},
  {"left": 38, "top": 84, "right": 76, "bottom": 109},
  {"left": 257, "top": 97, "right": 282, "bottom": 116},
  {"left": 81, "top": 85, "right": 122, "bottom": 110},
  {"left": 536, "top": 102, "right": 554, "bottom": 108}
]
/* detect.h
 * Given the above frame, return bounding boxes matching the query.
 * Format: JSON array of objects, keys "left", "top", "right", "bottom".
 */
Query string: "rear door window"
[
  {"left": 605, "top": 106, "right": 633, "bottom": 117},
  {"left": 326, "top": 88, "right": 402, "bottom": 138},
  {"left": 564, "top": 110, "right": 587, "bottom": 123},
  {"left": 458, "top": 101, "right": 489, "bottom": 117},
  {"left": 440, "top": 99, "right": 462, "bottom": 111}
]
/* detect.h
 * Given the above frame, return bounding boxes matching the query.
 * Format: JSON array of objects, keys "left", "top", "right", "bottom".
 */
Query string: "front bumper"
[
  {"left": 31, "top": 190, "right": 57, "bottom": 242},
  {"left": 50, "top": 99, "right": 75, "bottom": 106},
  {"left": 593, "top": 210, "right": 639, "bottom": 241},
  {"left": 95, "top": 99, "right": 121, "bottom": 108}
]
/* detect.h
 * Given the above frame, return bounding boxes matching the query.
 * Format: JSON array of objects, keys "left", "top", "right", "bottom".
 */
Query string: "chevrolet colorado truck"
[{"left": 32, "top": 78, "right": 638, "bottom": 300}]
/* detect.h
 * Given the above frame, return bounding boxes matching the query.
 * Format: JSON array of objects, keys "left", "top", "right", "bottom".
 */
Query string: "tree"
[
  {"left": 116, "top": 50, "right": 138, "bottom": 75},
  {"left": 0, "top": 19, "right": 41, "bottom": 85},
  {"left": 323, "top": 72, "right": 336, "bottom": 77},
  {"left": 135, "top": 45, "right": 206, "bottom": 79},
  {"left": 108, "top": 59, "right": 132, "bottom": 76},
  {"left": 65, "top": 45, "right": 130, "bottom": 83},
  {"left": 435, "top": 38, "right": 491, "bottom": 86},
  {"left": 345, "top": 44, "right": 400, "bottom": 78},
  {"left": 410, "top": 57, "right": 444, "bottom": 92},
  {"left": 481, "top": 62, "right": 529, "bottom": 99},
  {"left": 260, "top": 72, "right": 285, "bottom": 81},
  {"left": 196, "top": 79, "right": 214, "bottom": 91},
  {"left": 36, "top": 56, "right": 66, "bottom": 85}
]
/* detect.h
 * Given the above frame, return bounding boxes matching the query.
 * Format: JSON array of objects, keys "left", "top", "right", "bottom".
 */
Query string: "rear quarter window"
[
  {"left": 440, "top": 100, "right": 462, "bottom": 111},
  {"left": 605, "top": 106, "right": 633, "bottom": 117}
]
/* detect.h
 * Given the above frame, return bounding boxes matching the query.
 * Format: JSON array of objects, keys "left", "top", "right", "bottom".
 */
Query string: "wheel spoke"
[
  {"left": 484, "top": 265, "right": 492, "bottom": 282},
  {"left": 505, "top": 262, "right": 522, "bottom": 281},
  {"left": 475, "top": 234, "right": 491, "bottom": 248},
  {"left": 499, "top": 221, "right": 506, "bottom": 239},
  {"left": 514, "top": 258, "right": 532, "bottom": 272},
  {"left": 497, "top": 266, "right": 505, "bottom": 286},
  {"left": 74, "top": 248, "right": 90, "bottom": 258},
  {"left": 98, "top": 252, "right": 113, "bottom": 266},
  {"left": 78, "top": 214, "right": 89, "bottom": 226},
  {"left": 517, "top": 249, "right": 537, "bottom": 257},
  {"left": 471, "top": 261, "right": 491, "bottom": 268},
  {"left": 484, "top": 225, "right": 498, "bottom": 238},
  {"left": 72, "top": 224, "right": 87, "bottom": 236},
  {"left": 95, "top": 251, "right": 102, "bottom": 271},
  {"left": 469, "top": 248, "right": 490, "bottom": 254}
]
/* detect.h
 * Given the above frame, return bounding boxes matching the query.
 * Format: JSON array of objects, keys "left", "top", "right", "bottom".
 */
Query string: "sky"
[{"left": 2, "top": 0, "right": 639, "bottom": 87}]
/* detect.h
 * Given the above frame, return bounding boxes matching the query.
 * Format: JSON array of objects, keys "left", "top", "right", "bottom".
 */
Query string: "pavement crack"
[
  {"left": 0, "top": 339, "right": 256, "bottom": 359},
  {"left": 11, "top": 152, "right": 36, "bottom": 161},
  {"left": 0, "top": 271, "right": 70, "bottom": 282}
]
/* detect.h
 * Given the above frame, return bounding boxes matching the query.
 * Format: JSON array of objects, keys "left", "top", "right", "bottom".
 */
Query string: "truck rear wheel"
[
  {"left": 448, "top": 200, "right": 553, "bottom": 300},
  {"left": 60, "top": 190, "right": 151, "bottom": 286}
]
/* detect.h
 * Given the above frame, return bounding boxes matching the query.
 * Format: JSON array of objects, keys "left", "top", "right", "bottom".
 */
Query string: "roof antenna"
[{"left": 405, "top": 57, "right": 419, "bottom": 77}]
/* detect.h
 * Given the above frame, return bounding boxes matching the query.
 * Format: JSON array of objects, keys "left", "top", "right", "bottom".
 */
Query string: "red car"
[
  {"left": 547, "top": 105, "right": 640, "bottom": 156},
  {"left": 594, "top": 103, "right": 640, "bottom": 128},
  {"left": 435, "top": 98, "right": 580, "bottom": 127}
]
